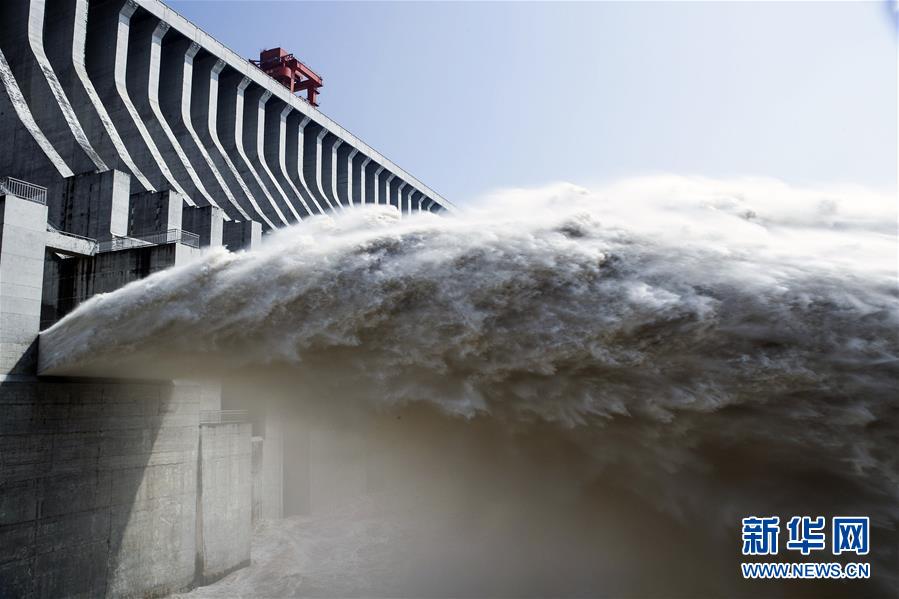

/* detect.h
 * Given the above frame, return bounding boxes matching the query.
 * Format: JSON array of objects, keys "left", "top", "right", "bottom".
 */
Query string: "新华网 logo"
[{"left": 740, "top": 515, "right": 870, "bottom": 580}]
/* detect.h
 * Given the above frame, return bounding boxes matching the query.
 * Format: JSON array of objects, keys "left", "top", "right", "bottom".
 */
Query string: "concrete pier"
[
  {"left": 305, "top": 123, "right": 331, "bottom": 211},
  {"left": 159, "top": 37, "right": 239, "bottom": 219},
  {"left": 0, "top": 193, "right": 47, "bottom": 376},
  {"left": 194, "top": 57, "right": 256, "bottom": 221},
  {"left": 127, "top": 16, "right": 205, "bottom": 207},
  {"left": 70, "top": 0, "right": 154, "bottom": 190},
  {"left": 283, "top": 113, "right": 320, "bottom": 216},
  {"left": 319, "top": 131, "right": 341, "bottom": 210}
]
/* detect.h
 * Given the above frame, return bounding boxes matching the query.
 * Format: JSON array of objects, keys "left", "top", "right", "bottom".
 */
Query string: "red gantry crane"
[{"left": 250, "top": 48, "right": 323, "bottom": 107}]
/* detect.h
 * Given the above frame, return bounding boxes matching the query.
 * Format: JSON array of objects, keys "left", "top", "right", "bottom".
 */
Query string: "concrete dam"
[{"left": 0, "top": 0, "right": 452, "bottom": 596}]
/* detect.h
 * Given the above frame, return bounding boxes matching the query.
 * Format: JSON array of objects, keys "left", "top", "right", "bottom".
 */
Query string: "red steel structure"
[{"left": 250, "top": 47, "right": 323, "bottom": 107}]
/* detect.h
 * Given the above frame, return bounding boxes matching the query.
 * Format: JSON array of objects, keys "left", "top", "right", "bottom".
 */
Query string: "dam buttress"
[{"left": 0, "top": 1, "right": 450, "bottom": 596}]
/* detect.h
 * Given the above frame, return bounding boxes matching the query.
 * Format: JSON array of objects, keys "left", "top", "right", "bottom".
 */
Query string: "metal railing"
[
  {"left": 181, "top": 230, "right": 201, "bottom": 247},
  {"left": 199, "top": 410, "right": 249, "bottom": 425},
  {"left": 0, "top": 176, "right": 47, "bottom": 205},
  {"left": 97, "top": 229, "right": 200, "bottom": 253},
  {"left": 46, "top": 222, "right": 98, "bottom": 243}
]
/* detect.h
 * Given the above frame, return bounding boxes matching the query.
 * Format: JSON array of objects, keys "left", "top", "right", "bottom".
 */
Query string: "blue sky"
[{"left": 170, "top": 1, "right": 897, "bottom": 204}]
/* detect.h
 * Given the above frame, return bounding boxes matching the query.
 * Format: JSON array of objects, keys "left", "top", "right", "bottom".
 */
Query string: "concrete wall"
[
  {"left": 197, "top": 422, "right": 252, "bottom": 582},
  {"left": 182, "top": 205, "right": 223, "bottom": 247},
  {"left": 0, "top": 194, "right": 47, "bottom": 376},
  {"left": 0, "top": 1, "right": 97, "bottom": 181},
  {"left": 56, "top": 170, "right": 130, "bottom": 239},
  {"left": 222, "top": 220, "right": 261, "bottom": 252},
  {"left": 0, "top": 379, "right": 263, "bottom": 598},
  {"left": 40, "top": 242, "right": 199, "bottom": 327},
  {"left": 129, "top": 189, "right": 183, "bottom": 235},
  {"left": 0, "top": 379, "right": 205, "bottom": 598},
  {"left": 190, "top": 53, "right": 257, "bottom": 222}
]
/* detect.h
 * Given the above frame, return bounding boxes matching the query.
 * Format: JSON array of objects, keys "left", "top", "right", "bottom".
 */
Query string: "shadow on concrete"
[{"left": 0, "top": 375, "right": 200, "bottom": 597}]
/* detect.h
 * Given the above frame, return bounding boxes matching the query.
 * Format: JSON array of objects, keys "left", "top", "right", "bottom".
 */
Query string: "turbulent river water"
[{"left": 43, "top": 176, "right": 898, "bottom": 597}]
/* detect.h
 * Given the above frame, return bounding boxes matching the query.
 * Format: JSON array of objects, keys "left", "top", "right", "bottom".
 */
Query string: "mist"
[{"left": 41, "top": 175, "right": 898, "bottom": 596}]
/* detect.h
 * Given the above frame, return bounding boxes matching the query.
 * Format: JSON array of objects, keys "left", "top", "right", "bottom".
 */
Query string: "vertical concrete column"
[
  {"left": 0, "top": 46, "right": 73, "bottom": 183},
  {"left": 57, "top": 169, "right": 130, "bottom": 240},
  {"left": 128, "top": 189, "right": 183, "bottom": 235},
  {"left": 257, "top": 97, "right": 300, "bottom": 223},
  {"left": 323, "top": 136, "right": 343, "bottom": 210},
  {"left": 237, "top": 85, "right": 286, "bottom": 224},
  {"left": 200, "top": 58, "right": 266, "bottom": 225},
  {"left": 331, "top": 141, "right": 348, "bottom": 210},
  {"left": 298, "top": 119, "right": 326, "bottom": 214},
  {"left": 214, "top": 70, "right": 275, "bottom": 227},
  {"left": 390, "top": 178, "right": 403, "bottom": 210},
  {"left": 197, "top": 422, "right": 252, "bottom": 582},
  {"left": 90, "top": 0, "right": 186, "bottom": 196},
  {"left": 396, "top": 182, "right": 408, "bottom": 217},
  {"left": 335, "top": 144, "right": 353, "bottom": 207},
  {"left": 126, "top": 16, "right": 211, "bottom": 207},
  {"left": 149, "top": 22, "right": 220, "bottom": 207},
  {"left": 358, "top": 157, "right": 371, "bottom": 205},
  {"left": 230, "top": 77, "right": 287, "bottom": 226},
  {"left": 374, "top": 168, "right": 387, "bottom": 205},
  {"left": 310, "top": 127, "right": 334, "bottom": 212},
  {"left": 256, "top": 93, "right": 299, "bottom": 223},
  {"left": 182, "top": 205, "right": 224, "bottom": 247},
  {"left": 272, "top": 106, "right": 310, "bottom": 218},
  {"left": 347, "top": 149, "right": 359, "bottom": 206},
  {"left": 383, "top": 174, "right": 396, "bottom": 209},
  {"left": 161, "top": 38, "right": 243, "bottom": 220},
  {"left": 282, "top": 112, "right": 318, "bottom": 217},
  {"left": 223, "top": 220, "right": 261, "bottom": 252},
  {"left": 0, "top": 193, "right": 47, "bottom": 375},
  {"left": 27, "top": 0, "right": 108, "bottom": 172},
  {"left": 295, "top": 116, "right": 323, "bottom": 215},
  {"left": 0, "top": 0, "right": 98, "bottom": 177},
  {"left": 364, "top": 162, "right": 379, "bottom": 206},
  {"left": 59, "top": 0, "right": 154, "bottom": 190},
  {"left": 409, "top": 189, "right": 423, "bottom": 215}
]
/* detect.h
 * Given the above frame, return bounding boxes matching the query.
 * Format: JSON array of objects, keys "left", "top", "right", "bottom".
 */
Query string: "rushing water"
[{"left": 44, "top": 176, "right": 898, "bottom": 596}]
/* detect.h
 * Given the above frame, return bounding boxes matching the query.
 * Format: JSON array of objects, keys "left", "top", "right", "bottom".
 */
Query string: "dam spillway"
[
  {"left": 0, "top": 0, "right": 451, "bottom": 226},
  {"left": 0, "top": 1, "right": 451, "bottom": 596}
]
